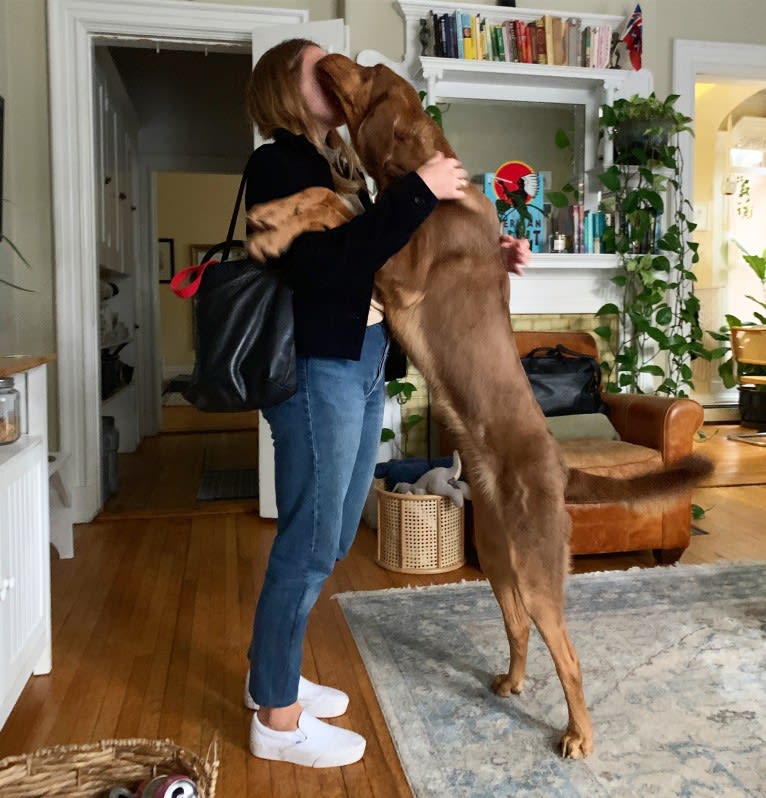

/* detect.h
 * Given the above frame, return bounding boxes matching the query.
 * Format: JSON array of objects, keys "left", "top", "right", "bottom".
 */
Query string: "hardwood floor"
[{"left": 1, "top": 424, "right": 764, "bottom": 795}]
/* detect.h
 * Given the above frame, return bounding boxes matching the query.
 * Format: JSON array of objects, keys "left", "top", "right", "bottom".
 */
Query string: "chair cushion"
[
  {"left": 559, "top": 438, "right": 663, "bottom": 479},
  {"left": 547, "top": 413, "right": 620, "bottom": 441}
]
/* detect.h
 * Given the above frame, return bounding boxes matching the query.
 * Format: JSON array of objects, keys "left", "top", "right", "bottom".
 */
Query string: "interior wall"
[
  {"left": 6, "top": 0, "right": 766, "bottom": 448},
  {"left": 0, "top": 0, "right": 57, "bottom": 444},
  {"left": 156, "top": 171, "right": 245, "bottom": 375}
]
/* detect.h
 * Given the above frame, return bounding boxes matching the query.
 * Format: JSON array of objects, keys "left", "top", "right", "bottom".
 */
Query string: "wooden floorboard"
[{"left": 1, "top": 423, "right": 764, "bottom": 796}]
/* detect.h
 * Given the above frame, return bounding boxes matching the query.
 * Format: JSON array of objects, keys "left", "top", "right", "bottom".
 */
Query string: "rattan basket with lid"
[{"left": 376, "top": 487, "right": 465, "bottom": 574}]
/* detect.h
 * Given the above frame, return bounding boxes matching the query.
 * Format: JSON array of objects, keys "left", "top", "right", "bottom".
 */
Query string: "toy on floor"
[{"left": 393, "top": 450, "right": 472, "bottom": 508}]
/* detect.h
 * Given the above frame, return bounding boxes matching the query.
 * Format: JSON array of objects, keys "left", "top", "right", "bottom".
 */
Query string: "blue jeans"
[{"left": 248, "top": 322, "right": 389, "bottom": 708}]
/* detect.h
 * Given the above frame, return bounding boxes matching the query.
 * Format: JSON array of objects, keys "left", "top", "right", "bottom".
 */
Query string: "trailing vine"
[{"left": 593, "top": 94, "right": 709, "bottom": 397}]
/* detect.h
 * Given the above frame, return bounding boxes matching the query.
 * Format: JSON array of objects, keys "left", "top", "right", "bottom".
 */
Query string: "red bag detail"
[{"left": 170, "top": 259, "right": 218, "bottom": 299}]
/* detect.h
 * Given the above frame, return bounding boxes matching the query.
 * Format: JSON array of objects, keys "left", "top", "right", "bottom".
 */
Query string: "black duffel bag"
[
  {"left": 170, "top": 155, "right": 296, "bottom": 412},
  {"left": 520, "top": 344, "right": 606, "bottom": 417}
]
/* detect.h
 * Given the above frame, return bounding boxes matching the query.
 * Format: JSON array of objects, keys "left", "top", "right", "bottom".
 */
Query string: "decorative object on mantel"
[{"left": 592, "top": 92, "right": 708, "bottom": 397}]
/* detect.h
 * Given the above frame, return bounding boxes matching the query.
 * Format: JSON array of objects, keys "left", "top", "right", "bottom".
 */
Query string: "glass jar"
[{"left": 0, "top": 377, "right": 21, "bottom": 445}]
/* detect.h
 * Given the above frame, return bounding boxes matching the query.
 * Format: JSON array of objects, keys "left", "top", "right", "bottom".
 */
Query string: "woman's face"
[{"left": 299, "top": 45, "right": 344, "bottom": 133}]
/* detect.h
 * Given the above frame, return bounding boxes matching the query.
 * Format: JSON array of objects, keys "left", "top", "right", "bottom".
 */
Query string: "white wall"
[{"left": 5, "top": 0, "right": 766, "bottom": 448}]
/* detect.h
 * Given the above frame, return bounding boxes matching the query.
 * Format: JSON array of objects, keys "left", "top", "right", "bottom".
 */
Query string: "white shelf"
[
  {"left": 528, "top": 253, "right": 618, "bottom": 270},
  {"left": 420, "top": 57, "right": 630, "bottom": 99},
  {"left": 0, "top": 434, "right": 43, "bottom": 471}
]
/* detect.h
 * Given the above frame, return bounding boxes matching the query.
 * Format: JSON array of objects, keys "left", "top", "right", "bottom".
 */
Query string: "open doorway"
[
  {"left": 48, "top": 1, "right": 310, "bottom": 522},
  {"left": 106, "top": 45, "right": 256, "bottom": 438},
  {"left": 691, "top": 80, "right": 766, "bottom": 413},
  {"left": 673, "top": 40, "right": 766, "bottom": 420}
]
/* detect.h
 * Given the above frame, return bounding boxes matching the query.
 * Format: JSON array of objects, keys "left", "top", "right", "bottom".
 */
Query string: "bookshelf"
[{"left": 357, "top": 0, "right": 654, "bottom": 260}]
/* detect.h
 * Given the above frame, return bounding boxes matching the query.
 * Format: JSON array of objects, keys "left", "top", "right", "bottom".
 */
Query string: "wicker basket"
[
  {"left": 0, "top": 736, "right": 218, "bottom": 798},
  {"left": 376, "top": 488, "right": 465, "bottom": 574}
]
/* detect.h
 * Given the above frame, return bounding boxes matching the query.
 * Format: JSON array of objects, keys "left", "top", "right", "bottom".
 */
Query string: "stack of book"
[{"left": 422, "top": 10, "right": 614, "bottom": 69}]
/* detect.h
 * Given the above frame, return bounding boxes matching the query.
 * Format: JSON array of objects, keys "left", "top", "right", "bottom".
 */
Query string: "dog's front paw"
[
  {"left": 246, "top": 202, "right": 282, "bottom": 233},
  {"left": 491, "top": 673, "right": 524, "bottom": 696},
  {"left": 559, "top": 727, "right": 594, "bottom": 759},
  {"left": 246, "top": 232, "right": 290, "bottom": 262}
]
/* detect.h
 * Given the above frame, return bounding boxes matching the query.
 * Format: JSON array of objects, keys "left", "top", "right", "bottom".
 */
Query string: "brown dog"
[{"left": 246, "top": 55, "right": 712, "bottom": 758}]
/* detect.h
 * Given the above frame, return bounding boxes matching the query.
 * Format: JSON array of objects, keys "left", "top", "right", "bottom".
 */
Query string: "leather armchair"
[{"left": 441, "top": 330, "right": 704, "bottom": 564}]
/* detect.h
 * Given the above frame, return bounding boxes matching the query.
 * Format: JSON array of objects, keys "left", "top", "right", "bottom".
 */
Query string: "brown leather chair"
[{"left": 441, "top": 330, "right": 704, "bottom": 564}]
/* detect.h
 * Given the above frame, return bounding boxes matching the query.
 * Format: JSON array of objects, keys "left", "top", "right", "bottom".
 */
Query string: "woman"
[{"left": 243, "top": 38, "right": 528, "bottom": 769}]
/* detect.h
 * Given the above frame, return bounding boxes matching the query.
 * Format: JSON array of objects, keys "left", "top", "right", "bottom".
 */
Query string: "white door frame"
[
  {"left": 47, "top": 0, "right": 308, "bottom": 523},
  {"left": 673, "top": 39, "right": 766, "bottom": 216},
  {"left": 673, "top": 39, "right": 766, "bottom": 413}
]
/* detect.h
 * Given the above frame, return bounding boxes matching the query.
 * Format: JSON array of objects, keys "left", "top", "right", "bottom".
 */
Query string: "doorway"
[
  {"left": 48, "top": 0, "right": 309, "bottom": 523},
  {"left": 673, "top": 40, "right": 766, "bottom": 419}
]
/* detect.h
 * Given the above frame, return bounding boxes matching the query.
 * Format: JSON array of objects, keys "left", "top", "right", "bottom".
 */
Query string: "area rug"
[
  {"left": 336, "top": 562, "right": 765, "bottom": 797},
  {"left": 197, "top": 468, "right": 258, "bottom": 500}
]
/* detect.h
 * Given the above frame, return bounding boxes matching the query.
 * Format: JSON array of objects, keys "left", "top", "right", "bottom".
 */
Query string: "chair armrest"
[{"left": 602, "top": 393, "right": 704, "bottom": 465}]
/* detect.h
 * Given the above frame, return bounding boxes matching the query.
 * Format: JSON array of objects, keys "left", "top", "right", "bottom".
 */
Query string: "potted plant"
[
  {"left": 708, "top": 240, "right": 766, "bottom": 427},
  {"left": 603, "top": 92, "right": 694, "bottom": 165},
  {"left": 590, "top": 93, "right": 709, "bottom": 397},
  {"left": 1, "top": 202, "right": 34, "bottom": 292}
]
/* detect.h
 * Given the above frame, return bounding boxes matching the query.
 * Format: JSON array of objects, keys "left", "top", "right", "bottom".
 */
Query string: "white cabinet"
[
  {"left": 93, "top": 51, "right": 139, "bottom": 276},
  {"left": 0, "top": 359, "right": 52, "bottom": 731}
]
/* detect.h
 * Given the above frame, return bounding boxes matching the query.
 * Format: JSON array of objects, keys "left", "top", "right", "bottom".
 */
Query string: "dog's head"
[{"left": 317, "top": 54, "right": 452, "bottom": 189}]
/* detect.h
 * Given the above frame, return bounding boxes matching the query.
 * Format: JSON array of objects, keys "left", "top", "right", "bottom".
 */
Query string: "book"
[
  {"left": 534, "top": 18, "right": 547, "bottom": 65},
  {"left": 454, "top": 11, "right": 464, "bottom": 59},
  {"left": 483, "top": 168, "right": 547, "bottom": 253},
  {"left": 501, "top": 20, "right": 513, "bottom": 62},
  {"left": 566, "top": 18, "right": 582, "bottom": 67},
  {"left": 462, "top": 12, "right": 476, "bottom": 59},
  {"left": 551, "top": 16, "right": 567, "bottom": 66}
]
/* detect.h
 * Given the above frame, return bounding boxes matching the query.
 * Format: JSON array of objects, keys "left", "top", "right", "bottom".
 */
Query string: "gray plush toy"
[{"left": 392, "top": 450, "right": 472, "bottom": 508}]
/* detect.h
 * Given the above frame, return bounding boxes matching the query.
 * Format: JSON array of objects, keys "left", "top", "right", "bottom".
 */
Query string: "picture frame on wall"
[{"left": 158, "top": 238, "right": 175, "bottom": 283}]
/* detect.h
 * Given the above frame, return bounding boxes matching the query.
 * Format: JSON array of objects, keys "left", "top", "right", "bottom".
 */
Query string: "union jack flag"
[{"left": 620, "top": 4, "right": 643, "bottom": 70}]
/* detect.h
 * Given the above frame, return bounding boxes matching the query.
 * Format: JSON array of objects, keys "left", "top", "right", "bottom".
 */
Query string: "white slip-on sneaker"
[
  {"left": 244, "top": 673, "right": 349, "bottom": 718},
  {"left": 250, "top": 711, "right": 366, "bottom": 768}
]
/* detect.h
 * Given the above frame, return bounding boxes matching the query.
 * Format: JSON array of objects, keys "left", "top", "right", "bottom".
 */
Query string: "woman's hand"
[
  {"left": 416, "top": 152, "right": 469, "bottom": 200},
  {"left": 499, "top": 234, "right": 530, "bottom": 276}
]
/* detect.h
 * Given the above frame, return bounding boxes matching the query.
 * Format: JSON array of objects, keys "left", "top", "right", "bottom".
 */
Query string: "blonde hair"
[{"left": 246, "top": 38, "right": 364, "bottom": 195}]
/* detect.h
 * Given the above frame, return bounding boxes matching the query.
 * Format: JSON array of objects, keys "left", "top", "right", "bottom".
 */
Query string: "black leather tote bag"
[
  {"left": 520, "top": 344, "right": 606, "bottom": 417},
  {"left": 170, "top": 155, "right": 296, "bottom": 412}
]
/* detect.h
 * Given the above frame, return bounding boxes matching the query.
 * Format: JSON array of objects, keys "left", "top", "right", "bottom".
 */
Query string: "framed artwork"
[
  {"left": 190, "top": 243, "right": 214, "bottom": 266},
  {"left": 158, "top": 238, "right": 175, "bottom": 283}
]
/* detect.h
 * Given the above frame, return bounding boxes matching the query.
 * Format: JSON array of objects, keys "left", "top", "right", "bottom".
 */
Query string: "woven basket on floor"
[
  {"left": 0, "top": 736, "right": 218, "bottom": 798},
  {"left": 376, "top": 488, "right": 465, "bottom": 574}
]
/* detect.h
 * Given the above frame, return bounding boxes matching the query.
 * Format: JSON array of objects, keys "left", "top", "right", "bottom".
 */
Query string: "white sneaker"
[
  {"left": 250, "top": 711, "right": 366, "bottom": 767},
  {"left": 244, "top": 673, "right": 349, "bottom": 718}
]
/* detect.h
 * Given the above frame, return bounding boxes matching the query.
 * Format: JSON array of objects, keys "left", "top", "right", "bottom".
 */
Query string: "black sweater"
[{"left": 243, "top": 129, "right": 437, "bottom": 369}]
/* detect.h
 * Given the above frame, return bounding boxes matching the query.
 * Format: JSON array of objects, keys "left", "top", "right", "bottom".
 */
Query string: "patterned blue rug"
[{"left": 336, "top": 562, "right": 765, "bottom": 797}]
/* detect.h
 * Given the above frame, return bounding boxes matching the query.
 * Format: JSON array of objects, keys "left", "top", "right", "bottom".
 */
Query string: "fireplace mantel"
[{"left": 509, "top": 254, "right": 621, "bottom": 315}]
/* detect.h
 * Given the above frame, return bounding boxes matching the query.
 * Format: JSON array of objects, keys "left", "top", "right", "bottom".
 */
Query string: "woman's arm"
[{"left": 245, "top": 145, "right": 439, "bottom": 291}]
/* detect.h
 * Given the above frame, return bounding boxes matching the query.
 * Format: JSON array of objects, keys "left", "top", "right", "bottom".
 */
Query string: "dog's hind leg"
[
  {"left": 522, "top": 576, "right": 593, "bottom": 758},
  {"left": 472, "top": 496, "right": 531, "bottom": 696}
]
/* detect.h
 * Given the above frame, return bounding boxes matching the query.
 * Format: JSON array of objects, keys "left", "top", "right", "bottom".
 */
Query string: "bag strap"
[
  {"left": 222, "top": 149, "right": 259, "bottom": 258},
  {"left": 170, "top": 149, "right": 258, "bottom": 299}
]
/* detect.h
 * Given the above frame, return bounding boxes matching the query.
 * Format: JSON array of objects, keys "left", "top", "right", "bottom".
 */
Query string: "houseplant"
[
  {"left": 590, "top": 92, "right": 709, "bottom": 397},
  {"left": 1, "top": 202, "right": 34, "bottom": 292},
  {"left": 708, "top": 240, "right": 766, "bottom": 426}
]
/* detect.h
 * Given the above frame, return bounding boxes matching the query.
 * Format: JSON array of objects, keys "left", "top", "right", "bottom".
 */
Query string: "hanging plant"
[{"left": 592, "top": 93, "right": 710, "bottom": 397}]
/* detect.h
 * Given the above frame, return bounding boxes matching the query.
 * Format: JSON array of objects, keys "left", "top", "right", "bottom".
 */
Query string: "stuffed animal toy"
[{"left": 393, "top": 450, "right": 472, "bottom": 508}]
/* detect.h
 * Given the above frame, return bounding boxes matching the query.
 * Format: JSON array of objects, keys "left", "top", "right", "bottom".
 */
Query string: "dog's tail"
[{"left": 564, "top": 454, "right": 714, "bottom": 506}]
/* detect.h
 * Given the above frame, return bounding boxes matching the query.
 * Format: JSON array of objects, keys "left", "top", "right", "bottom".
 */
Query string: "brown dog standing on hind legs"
[{"left": 245, "top": 54, "right": 713, "bottom": 759}]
